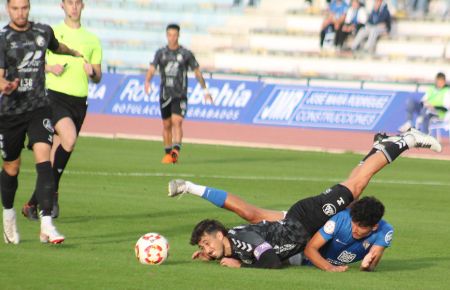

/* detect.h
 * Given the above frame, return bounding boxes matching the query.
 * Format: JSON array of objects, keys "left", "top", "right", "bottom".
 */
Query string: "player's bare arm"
[
  {"left": 304, "top": 231, "right": 349, "bottom": 272},
  {"left": 53, "top": 42, "right": 82, "bottom": 58},
  {"left": 360, "top": 245, "right": 386, "bottom": 272},
  {"left": 0, "top": 69, "right": 19, "bottom": 95},
  {"left": 194, "top": 67, "right": 213, "bottom": 104},
  {"left": 144, "top": 65, "right": 156, "bottom": 95},
  {"left": 83, "top": 63, "right": 102, "bottom": 83}
]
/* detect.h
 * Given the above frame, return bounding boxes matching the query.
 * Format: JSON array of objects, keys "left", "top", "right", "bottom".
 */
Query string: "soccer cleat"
[
  {"left": 21, "top": 203, "right": 39, "bottom": 221},
  {"left": 3, "top": 209, "right": 20, "bottom": 244},
  {"left": 171, "top": 149, "right": 179, "bottom": 164},
  {"left": 40, "top": 225, "right": 65, "bottom": 244},
  {"left": 161, "top": 154, "right": 173, "bottom": 164},
  {"left": 51, "top": 192, "right": 59, "bottom": 219},
  {"left": 373, "top": 132, "right": 388, "bottom": 145},
  {"left": 168, "top": 179, "right": 188, "bottom": 197},
  {"left": 402, "top": 128, "right": 442, "bottom": 152}
]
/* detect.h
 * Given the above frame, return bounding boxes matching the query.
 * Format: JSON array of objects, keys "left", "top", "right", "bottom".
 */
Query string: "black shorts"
[
  {"left": 0, "top": 106, "right": 54, "bottom": 162},
  {"left": 48, "top": 89, "right": 88, "bottom": 134},
  {"left": 286, "top": 184, "right": 354, "bottom": 236},
  {"left": 160, "top": 95, "right": 188, "bottom": 119}
]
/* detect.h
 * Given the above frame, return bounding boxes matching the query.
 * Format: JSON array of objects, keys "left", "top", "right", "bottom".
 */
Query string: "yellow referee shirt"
[{"left": 46, "top": 22, "right": 102, "bottom": 97}]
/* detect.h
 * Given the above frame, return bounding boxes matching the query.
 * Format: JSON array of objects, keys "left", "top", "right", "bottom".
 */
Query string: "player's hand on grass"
[
  {"left": 192, "top": 250, "right": 213, "bottom": 261},
  {"left": 220, "top": 257, "right": 241, "bottom": 268},
  {"left": 327, "top": 265, "right": 349, "bottom": 272},
  {"left": 48, "top": 64, "right": 65, "bottom": 76},
  {"left": 360, "top": 252, "right": 374, "bottom": 271},
  {"left": 0, "top": 78, "right": 19, "bottom": 95}
]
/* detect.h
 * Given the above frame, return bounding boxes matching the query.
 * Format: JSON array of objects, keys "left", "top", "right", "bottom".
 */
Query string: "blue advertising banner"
[{"left": 87, "top": 73, "right": 429, "bottom": 133}]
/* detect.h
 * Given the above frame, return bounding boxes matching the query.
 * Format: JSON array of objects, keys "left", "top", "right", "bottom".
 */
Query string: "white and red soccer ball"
[{"left": 135, "top": 233, "right": 169, "bottom": 265}]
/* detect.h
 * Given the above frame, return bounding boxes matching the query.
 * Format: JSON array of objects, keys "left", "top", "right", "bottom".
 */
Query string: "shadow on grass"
[{"left": 378, "top": 256, "right": 450, "bottom": 272}]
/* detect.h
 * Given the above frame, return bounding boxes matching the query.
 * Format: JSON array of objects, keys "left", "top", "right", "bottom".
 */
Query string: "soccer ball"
[{"left": 135, "top": 233, "right": 169, "bottom": 265}]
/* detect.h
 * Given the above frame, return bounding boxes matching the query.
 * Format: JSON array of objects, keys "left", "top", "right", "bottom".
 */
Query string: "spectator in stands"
[
  {"left": 335, "top": 0, "right": 367, "bottom": 49},
  {"left": 399, "top": 72, "right": 450, "bottom": 134},
  {"left": 320, "top": 0, "right": 349, "bottom": 48},
  {"left": 351, "top": 0, "right": 391, "bottom": 54},
  {"left": 406, "top": 0, "right": 429, "bottom": 18}
]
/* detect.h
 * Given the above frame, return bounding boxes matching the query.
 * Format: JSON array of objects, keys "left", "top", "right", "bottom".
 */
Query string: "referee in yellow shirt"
[{"left": 22, "top": 0, "right": 102, "bottom": 220}]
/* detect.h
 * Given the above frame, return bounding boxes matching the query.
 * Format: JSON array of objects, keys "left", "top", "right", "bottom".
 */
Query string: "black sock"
[
  {"left": 0, "top": 170, "right": 18, "bottom": 209},
  {"left": 164, "top": 147, "right": 172, "bottom": 154},
  {"left": 173, "top": 144, "right": 181, "bottom": 152},
  {"left": 35, "top": 161, "right": 55, "bottom": 216},
  {"left": 53, "top": 145, "right": 72, "bottom": 192},
  {"left": 377, "top": 139, "right": 409, "bottom": 163}
]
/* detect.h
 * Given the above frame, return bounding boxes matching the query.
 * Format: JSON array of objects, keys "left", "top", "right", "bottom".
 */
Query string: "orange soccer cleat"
[{"left": 161, "top": 153, "right": 173, "bottom": 164}]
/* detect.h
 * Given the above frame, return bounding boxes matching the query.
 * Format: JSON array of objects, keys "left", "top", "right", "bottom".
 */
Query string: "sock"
[
  {"left": 173, "top": 144, "right": 181, "bottom": 152},
  {"left": 53, "top": 145, "right": 72, "bottom": 192},
  {"left": 1, "top": 170, "right": 18, "bottom": 209},
  {"left": 35, "top": 161, "right": 55, "bottom": 216},
  {"left": 201, "top": 187, "right": 228, "bottom": 208},
  {"left": 164, "top": 147, "right": 172, "bottom": 154},
  {"left": 41, "top": 215, "right": 53, "bottom": 229},
  {"left": 376, "top": 138, "right": 409, "bottom": 163},
  {"left": 186, "top": 181, "right": 206, "bottom": 196},
  {"left": 28, "top": 191, "right": 38, "bottom": 207},
  {"left": 3, "top": 208, "right": 16, "bottom": 220}
]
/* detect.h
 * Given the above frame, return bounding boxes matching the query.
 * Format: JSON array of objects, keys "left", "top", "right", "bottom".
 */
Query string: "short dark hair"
[
  {"left": 350, "top": 196, "right": 385, "bottom": 227},
  {"left": 190, "top": 219, "right": 228, "bottom": 245},
  {"left": 166, "top": 23, "right": 180, "bottom": 32},
  {"left": 436, "top": 72, "right": 446, "bottom": 80}
]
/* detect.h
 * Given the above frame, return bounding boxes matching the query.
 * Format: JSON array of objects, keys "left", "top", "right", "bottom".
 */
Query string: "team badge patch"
[
  {"left": 385, "top": 230, "right": 393, "bottom": 244},
  {"left": 322, "top": 203, "right": 337, "bottom": 216},
  {"left": 323, "top": 221, "right": 336, "bottom": 234},
  {"left": 177, "top": 53, "right": 183, "bottom": 62},
  {"left": 35, "top": 35, "right": 45, "bottom": 47}
]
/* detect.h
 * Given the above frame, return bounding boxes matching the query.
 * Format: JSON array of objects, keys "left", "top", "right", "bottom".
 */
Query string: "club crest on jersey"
[
  {"left": 35, "top": 35, "right": 45, "bottom": 47},
  {"left": 323, "top": 220, "right": 336, "bottom": 234},
  {"left": 363, "top": 240, "right": 371, "bottom": 250},
  {"left": 43, "top": 119, "right": 54, "bottom": 133},
  {"left": 322, "top": 203, "right": 336, "bottom": 216},
  {"left": 385, "top": 230, "right": 393, "bottom": 244},
  {"left": 177, "top": 53, "right": 183, "bottom": 62}
]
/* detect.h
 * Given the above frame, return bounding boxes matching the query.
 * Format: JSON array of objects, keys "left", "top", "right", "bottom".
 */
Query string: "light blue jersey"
[{"left": 307, "top": 209, "right": 394, "bottom": 266}]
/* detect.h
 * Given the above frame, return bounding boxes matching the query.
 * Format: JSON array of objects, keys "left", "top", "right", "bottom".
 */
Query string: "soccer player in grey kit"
[
  {"left": 144, "top": 23, "right": 213, "bottom": 164},
  {"left": 0, "top": 0, "right": 81, "bottom": 244}
]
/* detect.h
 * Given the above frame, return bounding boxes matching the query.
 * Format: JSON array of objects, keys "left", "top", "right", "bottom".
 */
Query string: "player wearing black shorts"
[
  {"left": 22, "top": 0, "right": 102, "bottom": 221},
  {"left": 174, "top": 129, "right": 441, "bottom": 268},
  {"left": 0, "top": 0, "right": 81, "bottom": 244},
  {"left": 144, "top": 23, "right": 213, "bottom": 164}
]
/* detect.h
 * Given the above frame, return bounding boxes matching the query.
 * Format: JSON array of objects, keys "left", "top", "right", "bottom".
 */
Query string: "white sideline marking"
[{"left": 22, "top": 169, "right": 450, "bottom": 187}]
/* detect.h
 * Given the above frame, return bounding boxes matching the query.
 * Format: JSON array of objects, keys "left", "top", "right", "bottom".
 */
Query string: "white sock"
[
  {"left": 3, "top": 208, "right": 16, "bottom": 220},
  {"left": 185, "top": 181, "right": 206, "bottom": 197},
  {"left": 41, "top": 215, "right": 54, "bottom": 229}
]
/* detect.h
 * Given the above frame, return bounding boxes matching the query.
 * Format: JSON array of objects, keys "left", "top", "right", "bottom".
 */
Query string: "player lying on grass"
[{"left": 168, "top": 129, "right": 441, "bottom": 270}]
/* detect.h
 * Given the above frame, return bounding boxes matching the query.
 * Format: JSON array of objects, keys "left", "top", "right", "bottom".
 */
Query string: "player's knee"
[
  {"left": 60, "top": 136, "right": 77, "bottom": 152},
  {"left": 3, "top": 162, "right": 20, "bottom": 176}
]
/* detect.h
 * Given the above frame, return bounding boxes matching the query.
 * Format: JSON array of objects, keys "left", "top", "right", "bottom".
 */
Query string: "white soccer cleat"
[
  {"left": 402, "top": 128, "right": 442, "bottom": 152},
  {"left": 3, "top": 209, "right": 20, "bottom": 244},
  {"left": 168, "top": 179, "right": 188, "bottom": 197},
  {"left": 40, "top": 225, "right": 65, "bottom": 244}
]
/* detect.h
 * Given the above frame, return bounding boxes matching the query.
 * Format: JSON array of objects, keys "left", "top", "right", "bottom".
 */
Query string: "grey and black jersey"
[
  {"left": 0, "top": 22, "right": 59, "bottom": 116},
  {"left": 151, "top": 46, "right": 199, "bottom": 100},
  {"left": 228, "top": 219, "right": 310, "bottom": 265}
]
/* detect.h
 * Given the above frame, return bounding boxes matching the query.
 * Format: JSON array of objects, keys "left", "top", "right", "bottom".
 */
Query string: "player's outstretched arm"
[
  {"left": 360, "top": 245, "right": 386, "bottom": 272},
  {"left": 193, "top": 67, "right": 213, "bottom": 104},
  {"left": 0, "top": 69, "right": 19, "bottom": 95},
  {"left": 53, "top": 43, "right": 82, "bottom": 58},
  {"left": 304, "top": 232, "right": 349, "bottom": 272},
  {"left": 144, "top": 65, "right": 156, "bottom": 95}
]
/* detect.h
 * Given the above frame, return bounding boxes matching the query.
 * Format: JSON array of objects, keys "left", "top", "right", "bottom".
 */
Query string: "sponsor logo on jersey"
[
  {"left": 322, "top": 203, "right": 337, "bottom": 216},
  {"left": 385, "top": 230, "right": 393, "bottom": 244},
  {"left": 335, "top": 238, "right": 348, "bottom": 245},
  {"left": 176, "top": 53, "right": 183, "bottom": 62},
  {"left": 336, "top": 197, "right": 345, "bottom": 206},
  {"left": 337, "top": 250, "right": 357, "bottom": 263},
  {"left": 273, "top": 243, "right": 296, "bottom": 254},
  {"left": 323, "top": 220, "right": 336, "bottom": 234}
]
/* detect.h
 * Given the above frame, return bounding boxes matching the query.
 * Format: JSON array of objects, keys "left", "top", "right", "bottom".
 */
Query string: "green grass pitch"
[{"left": 1, "top": 137, "right": 449, "bottom": 290}]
